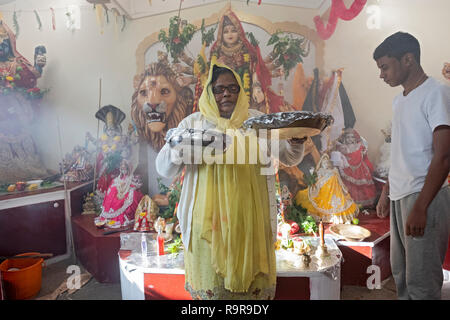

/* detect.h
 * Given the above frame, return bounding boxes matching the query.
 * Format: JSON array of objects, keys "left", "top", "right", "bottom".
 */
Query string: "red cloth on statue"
[
  {"left": 337, "top": 129, "right": 377, "bottom": 207},
  {"left": 101, "top": 177, "right": 143, "bottom": 226}
]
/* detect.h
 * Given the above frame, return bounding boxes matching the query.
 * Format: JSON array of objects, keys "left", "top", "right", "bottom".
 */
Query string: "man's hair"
[
  {"left": 373, "top": 32, "right": 421, "bottom": 64},
  {"left": 211, "top": 65, "right": 235, "bottom": 84}
]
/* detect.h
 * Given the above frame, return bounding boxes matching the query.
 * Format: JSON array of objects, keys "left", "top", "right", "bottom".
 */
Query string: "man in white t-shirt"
[{"left": 373, "top": 32, "right": 450, "bottom": 300}]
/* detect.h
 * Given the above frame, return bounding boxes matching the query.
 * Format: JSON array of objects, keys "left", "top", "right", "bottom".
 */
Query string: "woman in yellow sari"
[
  {"left": 156, "top": 60, "right": 305, "bottom": 299},
  {"left": 295, "top": 153, "right": 359, "bottom": 224}
]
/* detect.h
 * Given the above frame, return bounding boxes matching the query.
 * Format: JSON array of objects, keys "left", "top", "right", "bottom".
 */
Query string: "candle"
[
  {"left": 157, "top": 234, "right": 165, "bottom": 256},
  {"left": 319, "top": 219, "right": 324, "bottom": 247}
]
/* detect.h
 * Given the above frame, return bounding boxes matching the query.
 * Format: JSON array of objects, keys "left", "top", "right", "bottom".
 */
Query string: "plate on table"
[
  {"left": 243, "top": 111, "right": 334, "bottom": 140},
  {"left": 329, "top": 224, "right": 371, "bottom": 242}
]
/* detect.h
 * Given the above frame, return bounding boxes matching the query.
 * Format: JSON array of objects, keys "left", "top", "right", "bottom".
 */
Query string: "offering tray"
[
  {"left": 243, "top": 111, "right": 333, "bottom": 140},
  {"left": 329, "top": 224, "right": 371, "bottom": 242},
  {"left": 166, "top": 127, "right": 231, "bottom": 150}
]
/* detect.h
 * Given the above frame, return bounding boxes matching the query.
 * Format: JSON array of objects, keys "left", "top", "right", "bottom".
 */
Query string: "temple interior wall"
[{"left": 2, "top": 0, "right": 448, "bottom": 173}]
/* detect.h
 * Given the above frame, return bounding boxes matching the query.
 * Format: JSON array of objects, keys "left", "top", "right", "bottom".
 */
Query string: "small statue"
[
  {"left": 96, "top": 159, "right": 144, "bottom": 229},
  {"left": 86, "top": 105, "right": 131, "bottom": 198},
  {"left": 60, "top": 145, "right": 94, "bottom": 182},
  {"left": 333, "top": 128, "right": 377, "bottom": 207},
  {"left": 34, "top": 45, "right": 47, "bottom": 75},
  {"left": 154, "top": 216, "right": 166, "bottom": 235},
  {"left": 133, "top": 195, "right": 159, "bottom": 232},
  {"left": 295, "top": 153, "right": 359, "bottom": 224},
  {"left": 375, "top": 123, "right": 391, "bottom": 179},
  {"left": 280, "top": 184, "right": 293, "bottom": 208}
]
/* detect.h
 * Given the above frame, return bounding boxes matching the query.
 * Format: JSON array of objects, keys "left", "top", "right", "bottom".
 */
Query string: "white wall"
[{"left": 1, "top": 0, "right": 449, "bottom": 172}]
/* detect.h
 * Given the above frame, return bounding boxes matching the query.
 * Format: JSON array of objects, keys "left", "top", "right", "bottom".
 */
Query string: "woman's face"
[
  {"left": 222, "top": 25, "right": 239, "bottom": 47},
  {"left": 212, "top": 72, "right": 240, "bottom": 119}
]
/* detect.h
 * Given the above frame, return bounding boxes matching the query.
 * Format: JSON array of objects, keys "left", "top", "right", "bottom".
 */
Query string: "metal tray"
[{"left": 243, "top": 111, "right": 333, "bottom": 140}]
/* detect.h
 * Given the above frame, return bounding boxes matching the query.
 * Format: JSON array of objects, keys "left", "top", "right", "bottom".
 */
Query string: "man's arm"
[
  {"left": 376, "top": 179, "right": 390, "bottom": 218},
  {"left": 406, "top": 125, "right": 450, "bottom": 237}
]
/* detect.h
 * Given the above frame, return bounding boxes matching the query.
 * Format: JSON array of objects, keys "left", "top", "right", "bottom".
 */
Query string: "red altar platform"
[{"left": 324, "top": 210, "right": 391, "bottom": 286}]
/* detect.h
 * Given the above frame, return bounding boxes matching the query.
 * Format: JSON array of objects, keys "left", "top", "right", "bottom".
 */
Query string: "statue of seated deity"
[
  {"left": 133, "top": 195, "right": 159, "bottom": 232},
  {"left": 96, "top": 159, "right": 144, "bottom": 229},
  {"left": 295, "top": 153, "right": 359, "bottom": 224}
]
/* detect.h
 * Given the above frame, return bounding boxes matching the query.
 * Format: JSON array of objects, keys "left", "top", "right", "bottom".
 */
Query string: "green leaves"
[
  {"left": 246, "top": 32, "right": 260, "bottom": 47},
  {"left": 104, "top": 150, "right": 122, "bottom": 174},
  {"left": 196, "top": 55, "right": 207, "bottom": 74},
  {"left": 267, "top": 31, "right": 306, "bottom": 79},
  {"left": 284, "top": 203, "right": 318, "bottom": 235},
  {"left": 201, "top": 19, "right": 216, "bottom": 47},
  {"left": 159, "top": 16, "right": 196, "bottom": 62},
  {"left": 167, "top": 236, "right": 183, "bottom": 254},
  {"left": 303, "top": 168, "right": 318, "bottom": 187},
  {"left": 157, "top": 179, "right": 181, "bottom": 223},
  {"left": 157, "top": 177, "right": 170, "bottom": 194}
]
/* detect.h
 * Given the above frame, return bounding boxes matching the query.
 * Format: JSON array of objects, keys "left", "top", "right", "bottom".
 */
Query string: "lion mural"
[{"left": 131, "top": 56, "right": 194, "bottom": 151}]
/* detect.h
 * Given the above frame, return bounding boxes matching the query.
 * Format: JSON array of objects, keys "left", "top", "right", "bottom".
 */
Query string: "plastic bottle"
[{"left": 141, "top": 233, "right": 147, "bottom": 259}]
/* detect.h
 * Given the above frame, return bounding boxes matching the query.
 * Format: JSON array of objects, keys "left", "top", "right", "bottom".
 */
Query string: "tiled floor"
[{"left": 29, "top": 257, "right": 450, "bottom": 300}]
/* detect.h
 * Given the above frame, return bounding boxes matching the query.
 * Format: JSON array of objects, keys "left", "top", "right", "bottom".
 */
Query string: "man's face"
[
  {"left": 137, "top": 74, "right": 176, "bottom": 132},
  {"left": 212, "top": 72, "right": 240, "bottom": 119},
  {"left": 376, "top": 55, "right": 407, "bottom": 87}
]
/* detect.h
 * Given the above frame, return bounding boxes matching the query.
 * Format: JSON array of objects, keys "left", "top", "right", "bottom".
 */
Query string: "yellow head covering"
[{"left": 198, "top": 57, "right": 249, "bottom": 131}]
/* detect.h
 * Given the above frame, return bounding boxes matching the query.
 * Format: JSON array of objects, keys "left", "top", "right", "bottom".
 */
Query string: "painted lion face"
[
  {"left": 131, "top": 61, "right": 193, "bottom": 151},
  {"left": 137, "top": 74, "right": 177, "bottom": 133}
]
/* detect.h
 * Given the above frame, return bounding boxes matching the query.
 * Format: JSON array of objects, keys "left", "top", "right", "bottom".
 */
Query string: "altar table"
[{"left": 118, "top": 234, "right": 342, "bottom": 300}]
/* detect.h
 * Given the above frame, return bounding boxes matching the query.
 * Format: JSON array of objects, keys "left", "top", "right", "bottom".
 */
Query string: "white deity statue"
[{"left": 375, "top": 123, "right": 391, "bottom": 179}]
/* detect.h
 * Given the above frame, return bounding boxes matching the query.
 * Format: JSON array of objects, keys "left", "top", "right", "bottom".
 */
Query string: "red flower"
[
  {"left": 283, "top": 54, "right": 290, "bottom": 61},
  {"left": 173, "top": 37, "right": 181, "bottom": 44}
]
